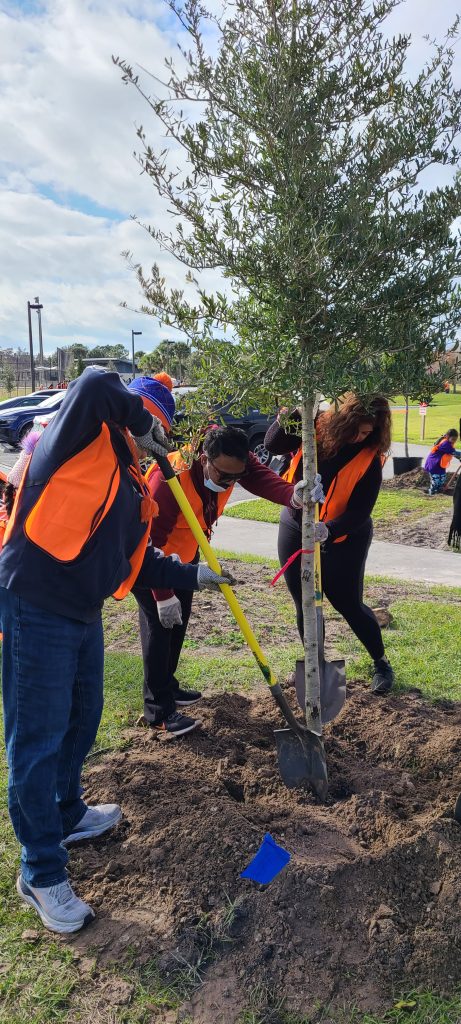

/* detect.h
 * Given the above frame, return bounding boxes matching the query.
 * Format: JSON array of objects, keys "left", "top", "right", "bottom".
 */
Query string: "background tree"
[
  {"left": 115, "top": 0, "right": 461, "bottom": 743},
  {"left": 70, "top": 355, "right": 85, "bottom": 379},
  {"left": 88, "top": 343, "right": 129, "bottom": 360},
  {"left": 0, "top": 367, "right": 15, "bottom": 397},
  {"left": 139, "top": 339, "right": 193, "bottom": 380}
]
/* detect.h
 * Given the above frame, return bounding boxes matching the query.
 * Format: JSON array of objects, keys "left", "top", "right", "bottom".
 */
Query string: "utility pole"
[
  {"left": 27, "top": 300, "right": 42, "bottom": 392},
  {"left": 131, "top": 330, "right": 142, "bottom": 378}
]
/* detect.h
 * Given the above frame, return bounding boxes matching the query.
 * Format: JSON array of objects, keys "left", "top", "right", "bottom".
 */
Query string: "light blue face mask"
[{"left": 204, "top": 475, "right": 228, "bottom": 493}]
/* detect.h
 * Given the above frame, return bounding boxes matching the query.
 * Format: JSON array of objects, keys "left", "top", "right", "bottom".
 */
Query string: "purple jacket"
[{"left": 424, "top": 439, "right": 458, "bottom": 474}]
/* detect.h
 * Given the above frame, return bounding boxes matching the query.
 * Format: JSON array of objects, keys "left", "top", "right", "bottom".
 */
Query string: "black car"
[{"left": 172, "top": 387, "right": 276, "bottom": 465}]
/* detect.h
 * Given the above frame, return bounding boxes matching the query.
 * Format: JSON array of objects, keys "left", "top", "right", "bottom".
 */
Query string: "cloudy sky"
[{"left": 0, "top": 0, "right": 460, "bottom": 356}]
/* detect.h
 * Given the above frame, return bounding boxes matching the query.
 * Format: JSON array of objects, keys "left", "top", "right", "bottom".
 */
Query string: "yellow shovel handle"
[{"left": 163, "top": 471, "right": 278, "bottom": 688}]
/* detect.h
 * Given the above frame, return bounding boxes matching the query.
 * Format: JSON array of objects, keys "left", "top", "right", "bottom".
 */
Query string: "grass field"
[
  {"left": 390, "top": 392, "right": 461, "bottom": 445},
  {"left": 1, "top": 556, "right": 461, "bottom": 1022},
  {"left": 224, "top": 487, "right": 453, "bottom": 526}
]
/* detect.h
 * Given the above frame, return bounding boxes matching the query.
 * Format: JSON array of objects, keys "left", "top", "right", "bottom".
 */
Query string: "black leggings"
[{"left": 278, "top": 516, "right": 384, "bottom": 661}]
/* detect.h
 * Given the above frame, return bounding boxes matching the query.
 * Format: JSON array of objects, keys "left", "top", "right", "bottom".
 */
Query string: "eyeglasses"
[{"left": 208, "top": 458, "right": 245, "bottom": 483}]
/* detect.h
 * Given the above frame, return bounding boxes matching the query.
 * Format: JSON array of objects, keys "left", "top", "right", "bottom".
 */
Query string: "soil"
[
  {"left": 103, "top": 563, "right": 460, "bottom": 667},
  {"left": 373, "top": 508, "right": 454, "bottom": 550},
  {"left": 375, "top": 468, "right": 456, "bottom": 550},
  {"left": 69, "top": 684, "right": 461, "bottom": 1022}
]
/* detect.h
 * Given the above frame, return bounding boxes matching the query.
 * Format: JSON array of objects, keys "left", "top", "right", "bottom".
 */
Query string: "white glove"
[
  {"left": 314, "top": 521, "right": 329, "bottom": 544},
  {"left": 169, "top": 552, "right": 182, "bottom": 564},
  {"left": 291, "top": 473, "right": 325, "bottom": 509},
  {"left": 197, "top": 565, "right": 236, "bottom": 591},
  {"left": 157, "top": 595, "right": 183, "bottom": 628},
  {"left": 133, "top": 414, "right": 172, "bottom": 457}
]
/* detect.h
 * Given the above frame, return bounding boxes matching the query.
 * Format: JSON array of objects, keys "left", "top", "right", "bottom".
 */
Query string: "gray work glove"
[
  {"left": 133, "top": 414, "right": 172, "bottom": 458},
  {"left": 291, "top": 473, "right": 325, "bottom": 509},
  {"left": 197, "top": 565, "right": 236, "bottom": 591},
  {"left": 157, "top": 596, "right": 183, "bottom": 629},
  {"left": 314, "top": 521, "right": 329, "bottom": 544}
]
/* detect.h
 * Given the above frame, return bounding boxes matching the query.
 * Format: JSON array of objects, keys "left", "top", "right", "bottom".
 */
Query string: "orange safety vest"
[
  {"left": 282, "top": 448, "right": 303, "bottom": 483},
  {"left": 2, "top": 424, "right": 157, "bottom": 600},
  {"left": 146, "top": 450, "right": 233, "bottom": 563},
  {"left": 282, "top": 445, "right": 379, "bottom": 543}
]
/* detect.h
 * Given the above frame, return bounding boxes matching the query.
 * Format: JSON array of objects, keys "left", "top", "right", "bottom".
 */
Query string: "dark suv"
[{"left": 173, "top": 388, "right": 276, "bottom": 465}]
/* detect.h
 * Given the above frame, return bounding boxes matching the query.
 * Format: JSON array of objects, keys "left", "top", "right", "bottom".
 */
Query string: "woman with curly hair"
[{"left": 265, "top": 394, "right": 394, "bottom": 694}]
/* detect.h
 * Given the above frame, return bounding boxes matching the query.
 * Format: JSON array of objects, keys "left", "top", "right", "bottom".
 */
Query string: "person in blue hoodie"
[{"left": 0, "top": 368, "right": 233, "bottom": 935}]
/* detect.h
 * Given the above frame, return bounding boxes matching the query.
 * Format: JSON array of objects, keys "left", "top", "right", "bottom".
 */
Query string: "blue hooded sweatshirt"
[{"left": 0, "top": 368, "right": 198, "bottom": 622}]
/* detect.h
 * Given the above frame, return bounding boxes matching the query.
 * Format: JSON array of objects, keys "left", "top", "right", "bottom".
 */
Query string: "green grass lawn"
[
  {"left": 224, "top": 488, "right": 452, "bottom": 526},
  {"left": 1, "top": 556, "right": 461, "bottom": 1022},
  {"left": 391, "top": 391, "right": 461, "bottom": 445}
]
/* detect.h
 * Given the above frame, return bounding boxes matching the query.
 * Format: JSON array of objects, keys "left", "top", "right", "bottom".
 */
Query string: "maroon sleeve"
[
  {"left": 240, "top": 451, "right": 294, "bottom": 504},
  {"left": 148, "top": 468, "right": 182, "bottom": 600}
]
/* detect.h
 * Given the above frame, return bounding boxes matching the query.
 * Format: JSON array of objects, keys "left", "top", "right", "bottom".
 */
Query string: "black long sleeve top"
[{"left": 264, "top": 412, "right": 382, "bottom": 540}]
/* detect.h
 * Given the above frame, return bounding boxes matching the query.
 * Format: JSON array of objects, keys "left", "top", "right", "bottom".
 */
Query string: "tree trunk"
[
  {"left": 404, "top": 395, "right": 409, "bottom": 458},
  {"left": 300, "top": 398, "right": 322, "bottom": 736}
]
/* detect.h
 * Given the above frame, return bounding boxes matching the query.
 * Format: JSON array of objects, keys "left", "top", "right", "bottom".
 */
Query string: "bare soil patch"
[
  {"left": 103, "top": 564, "right": 460, "bottom": 664},
  {"left": 68, "top": 684, "right": 461, "bottom": 1022},
  {"left": 373, "top": 508, "right": 453, "bottom": 550},
  {"left": 377, "top": 469, "right": 456, "bottom": 549}
]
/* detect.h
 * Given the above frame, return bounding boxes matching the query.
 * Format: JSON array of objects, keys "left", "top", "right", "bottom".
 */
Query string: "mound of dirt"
[
  {"left": 382, "top": 468, "right": 430, "bottom": 490},
  {"left": 70, "top": 685, "right": 461, "bottom": 1022},
  {"left": 383, "top": 467, "right": 458, "bottom": 493}
]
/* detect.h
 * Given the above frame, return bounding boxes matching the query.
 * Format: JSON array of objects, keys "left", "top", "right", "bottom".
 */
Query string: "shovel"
[
  {"left": 294, "top": 497, "right": 346, "bottom": 724},
  {"left": 443, "top": 462, "right": 461, "bottom": 494},
  {"left": 155, "top": 453, "right": 328, "bottom": 800}
]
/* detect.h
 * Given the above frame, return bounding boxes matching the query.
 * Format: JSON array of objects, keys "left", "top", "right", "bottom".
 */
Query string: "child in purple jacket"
[{"left": 424, "top": 430, "right": 461, "bottom": 494}]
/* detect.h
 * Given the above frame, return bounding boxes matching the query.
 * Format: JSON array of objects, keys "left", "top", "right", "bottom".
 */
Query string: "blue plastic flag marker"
[{"left": 240, "top": 833, "right": 291, "bottom": 884}]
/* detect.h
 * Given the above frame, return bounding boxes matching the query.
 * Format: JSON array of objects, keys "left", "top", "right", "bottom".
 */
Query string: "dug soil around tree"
[{"left": 69, "top": 683, "right": 461, "bottom": 1022}]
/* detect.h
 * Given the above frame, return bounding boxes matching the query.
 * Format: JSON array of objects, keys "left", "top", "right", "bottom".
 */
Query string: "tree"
[
  {"left": 115, "top": 0, "right": 461, "bottom": 765},
  {"left": 70, "top": 355, "right": 85, "bottom": 379},
  {"left": 88, "top": 344, "right": 129, "bottom": 360},
  {"left": 139, "top": 340, "right": 193, "bottom": 379},
  {"left": 1, "top": 367, "right": 15, "bottom": 397}
]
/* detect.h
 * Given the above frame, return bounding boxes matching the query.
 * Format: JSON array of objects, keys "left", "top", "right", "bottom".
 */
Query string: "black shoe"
[
  {"left": 454, "top": 792, "right": 461, "bottom": 824},
  {"left": 371, "top": 658, "right": 394, "bottom": 694},
  {"left": 174, "top": 686, "right": 202, "bottom": 707},
  {"left": 161, "top": 711, "right": 201, "bottom": 736}
]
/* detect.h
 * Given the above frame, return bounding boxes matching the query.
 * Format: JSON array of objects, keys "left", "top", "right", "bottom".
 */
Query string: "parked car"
[
  {"left": 0, "top": 392, "right": 65, "bottom": 447},
  {"left": 0, "top": 389, "right": 59, "bottom": 413},
  {"left": 172, "top": 387, "right": 276, "bottom": 465}
]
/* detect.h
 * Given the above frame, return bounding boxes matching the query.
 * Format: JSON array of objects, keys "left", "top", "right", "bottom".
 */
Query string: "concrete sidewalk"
[{"left": 212, "top": 517, "right": 461, "bottom": 586}]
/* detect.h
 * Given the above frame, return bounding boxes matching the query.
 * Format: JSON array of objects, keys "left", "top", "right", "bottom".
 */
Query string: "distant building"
[{"left": 81, "top": 357, "right": 138, "bottom": 382}]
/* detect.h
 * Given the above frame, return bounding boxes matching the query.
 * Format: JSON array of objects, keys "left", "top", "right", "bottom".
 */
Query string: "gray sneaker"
[
  {"left": 17, "top": 876, "right": 95, "bottom": 934},
  {"left": 62, "top": 803, "right": 121, "bottom": 845}
]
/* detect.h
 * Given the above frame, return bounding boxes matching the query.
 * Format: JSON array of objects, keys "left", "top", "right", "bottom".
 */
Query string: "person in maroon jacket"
[{"left": 133, "top": 424, "right": 324, "bottom": 735}]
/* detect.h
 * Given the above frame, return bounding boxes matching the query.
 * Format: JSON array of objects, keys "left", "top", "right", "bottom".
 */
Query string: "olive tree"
[{"left": 115, "top": 0, "right": 461, "bottom": 742}]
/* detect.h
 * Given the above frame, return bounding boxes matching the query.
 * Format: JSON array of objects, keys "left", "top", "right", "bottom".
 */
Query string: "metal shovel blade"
[
  {"left": 295, "top": 657, "right": 346, "bottom": 725},
  {"left": 274, "top": 728, "right": 329, "bottom": 801}
]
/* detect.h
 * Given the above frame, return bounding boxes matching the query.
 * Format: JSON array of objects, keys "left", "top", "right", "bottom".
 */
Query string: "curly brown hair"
[{"left": 316, "top": 394, "right": 391, "bottom": 460}]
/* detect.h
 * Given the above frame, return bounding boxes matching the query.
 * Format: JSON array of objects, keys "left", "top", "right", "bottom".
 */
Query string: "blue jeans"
[{"left": 0, "top": 588, "right": 104, "bottom": 887}]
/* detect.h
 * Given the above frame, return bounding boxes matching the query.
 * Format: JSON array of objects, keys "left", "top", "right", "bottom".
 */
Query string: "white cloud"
[{"left": 0, "top": 0, "right": 460, "bottom": 354}]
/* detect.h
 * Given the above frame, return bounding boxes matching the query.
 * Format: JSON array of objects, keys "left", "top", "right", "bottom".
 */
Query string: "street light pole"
[
  {"left": 34, "top": 296, "right": 44, "bottom": 365},
  {"left": 131, "top": 330, "right": 142, "bottom": 378},
  {"left": 27, "top": 300, "right": 42, "bottom": 392}
]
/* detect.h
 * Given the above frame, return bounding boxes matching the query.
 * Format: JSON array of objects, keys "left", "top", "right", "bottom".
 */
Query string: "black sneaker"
[
  {"left": 371, "top": 658, "right": 394, "bottom": 695},
  {"left": 174, "top": 687, "right": 202, "bottom": 707},
  {"left": 161, "top": 711, "right": 201, "bottom": 736}
]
